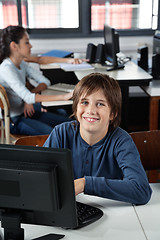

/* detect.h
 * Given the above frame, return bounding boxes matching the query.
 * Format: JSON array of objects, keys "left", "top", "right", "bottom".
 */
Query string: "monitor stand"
[
  {"left": 1, "top": 212, "right": 65, "bottom": 240},
  {"left": 1, "top": 212, "right": 24, "bottom": 240},
  {"left": 33, "top": 233, "right": 65, "bottom": 240},
  {"left": 106, "top": 63, "right": 125, "bottom": 71}
]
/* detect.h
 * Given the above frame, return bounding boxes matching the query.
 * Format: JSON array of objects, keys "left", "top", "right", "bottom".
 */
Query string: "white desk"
[
  {"left": 14, "top": 195, "right": 145, "bottom": 240},
  {"left": 40, "top": 61, "right": 152, "bottom": 84},
  {"left": 0, "top": 183, "right": 159, "bottom": 240},
  {"left": 134, "top": 183, "right": 160, "bottom": 240},
  {"left": 41, "top": 89, "right": 73, "bottom": 107},
  {"left": 74, "top": 61, "right": 152, "bottom": 83}
]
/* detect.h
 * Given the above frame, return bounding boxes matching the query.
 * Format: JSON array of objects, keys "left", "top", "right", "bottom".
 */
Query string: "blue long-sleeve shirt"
[{"left": 43, "top": 121, "right": 152, "bottom": 205}]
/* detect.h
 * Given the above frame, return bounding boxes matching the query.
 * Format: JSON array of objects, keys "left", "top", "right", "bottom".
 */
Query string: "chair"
[
  {"left": 0, "top": 84, "right": 10, "bottom": 144},
  {"left": 130, "top": 130, "right": 160, "bottom": 183},
  {"left": 0, "top": 84, "right": 27, "bottom": 144},
  {"left": 15, "top": 135, "right": 49, "bottom": 147}
]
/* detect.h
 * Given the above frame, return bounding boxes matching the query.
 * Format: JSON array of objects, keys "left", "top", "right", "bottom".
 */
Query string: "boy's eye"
[
  {"left": 81, "top": 101, "right": 88, "bottom": 105},
  {"left": 97, "top": 102, "right": 104, "bottom": 106}
]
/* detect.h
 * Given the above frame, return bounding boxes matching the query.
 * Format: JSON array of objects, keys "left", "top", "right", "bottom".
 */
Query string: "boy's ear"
[{"left": 110, "top": 112, "right": 117, "bottom": 121}]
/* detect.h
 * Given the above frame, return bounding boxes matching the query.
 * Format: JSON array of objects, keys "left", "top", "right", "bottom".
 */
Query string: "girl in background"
[{"left": 0, "top": 25, "right": 72, "bottom": 135}]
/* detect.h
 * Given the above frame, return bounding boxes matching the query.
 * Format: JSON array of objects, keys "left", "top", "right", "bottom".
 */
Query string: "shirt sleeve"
[
  {"left": 43, "top": 128, "right": 61, "bottom": 148},
  {"left": 2, "top": 63, "right": 35, "bottom": 104},
  {"left": 84, "top": 134, "right": 152, "bottom": 205},
  {"left": 25, "top": 62, "right": 51, "bottom": 87}
]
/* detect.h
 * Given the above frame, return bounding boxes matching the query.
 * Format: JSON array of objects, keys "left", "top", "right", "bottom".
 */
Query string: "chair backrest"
[
  {"left": 0, "top": 84, "right": 10, "bottom": 110},
  {"left": 129, "top": 130, "right": 160, "bottom": 171},
  {"left": 0, "top": 84, "right": 28, "bottom": 144},
  {"left": 0, "top": 84, "right": 10, "bottom": 144},
  {"left": 15, "top": 135, "right": 49, "bottom": 147}
]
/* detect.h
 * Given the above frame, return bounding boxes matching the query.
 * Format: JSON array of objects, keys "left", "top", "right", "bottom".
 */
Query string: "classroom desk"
[
  {"left": 40, "top": 61, "right": 152, "bottom": 131},
  {"left": 134, "top": 183, "right": 160, "bottom": 240},
  {"left": 0, "top": 184, "right": 158, "bottom": 240},
  {"left": 74, "top": 61, "right": 152, "bottom": 84},
  {"left": 141, "top": 80, "right": 160, "bottom": 130},
  {"left": 42, "top": 89, "right": 73, "bottom": 107},
  {"left": 0, "top": 195, "right": 145, "bottom": 240}
]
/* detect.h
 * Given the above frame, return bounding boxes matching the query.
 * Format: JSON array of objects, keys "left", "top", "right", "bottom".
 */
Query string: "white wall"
[{"left": 30, "top": 36, "right": 153, "bottom": 61}]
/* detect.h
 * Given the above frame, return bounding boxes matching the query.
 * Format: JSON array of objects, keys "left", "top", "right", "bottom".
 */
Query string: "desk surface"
[
  {"left": 20, "top": 195, "right": 145, "bottom": 240},
  {"left": 42, "top": 89, "right": 73, "bottom": 107},
  {"left": 40, "top": 61, "right": 152, "bottom": 85},
  {"left": 0, "top": 183, "right": 160, "bottom": 240},
  {"left": 0, "top": 184, "right": 158, "bottom": 240},
  {"left": 74, "top": 61, "right": 152, "bottom": 85},
  {"left": 134, "top": 183, "right": 160, "bottom": 240}
]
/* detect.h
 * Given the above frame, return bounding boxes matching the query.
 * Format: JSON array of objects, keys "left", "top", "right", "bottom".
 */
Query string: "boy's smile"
[{"left": 83, "top": 116, "right": 100, "bottom": 122}]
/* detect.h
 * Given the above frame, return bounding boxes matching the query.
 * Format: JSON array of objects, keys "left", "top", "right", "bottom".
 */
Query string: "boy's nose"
[{"left": 86, "top": 104, "right": 96, "bottom": 114}]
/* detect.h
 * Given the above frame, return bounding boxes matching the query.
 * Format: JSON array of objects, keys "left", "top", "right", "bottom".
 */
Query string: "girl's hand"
[
  {"left": 67, "top": 58, "right": 88, "bottom": 64},
  {"left": 67, "top": 58, "right": 82, "bottom": 64},
  {"left": 74, "top": 178, "right": 85, "bottom": 196},
  {"left": 24, "top": 103, "right": 35, "bottom": 118}
]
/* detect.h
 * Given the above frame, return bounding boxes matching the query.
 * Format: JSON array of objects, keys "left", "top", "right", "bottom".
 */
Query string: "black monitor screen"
[
  {"left": 104, "top": 24, "right": 124, "bottom": 71},
  {"left": 153, "top": 36, "right": 160, "bottom": 54},
  {"left": 0, "top": 144, "right": 78, "bottom": 239}
]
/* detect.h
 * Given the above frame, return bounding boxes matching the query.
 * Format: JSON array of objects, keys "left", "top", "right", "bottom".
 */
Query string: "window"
[
  {"left": 22, "top": 0, "right": 79, "bottom": 29},
  {"left": 0, "top": 0, "right": 18, "bottom": 28},
  {"left": 91, "top": 0, "right": 159, "bottom": 31},
  {"left": 0, "top": 0, "right": 159, "bottom": 37},
  {"left": 0, "top": 0, "right": 80, "bottom": 31}
]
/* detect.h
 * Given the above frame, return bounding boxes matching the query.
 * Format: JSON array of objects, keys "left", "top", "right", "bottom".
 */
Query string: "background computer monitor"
[
  {"left": 153, "top": 30, "right": 160, "bottom": 54},
  {"left": 104, "top": 24, "right": 124, "bottom": 71},
  {"left": 0, "top": 144, "right": 78, "bottom": 240}
]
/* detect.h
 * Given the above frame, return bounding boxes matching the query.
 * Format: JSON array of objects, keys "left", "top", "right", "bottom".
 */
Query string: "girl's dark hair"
[
  {"left": 72, "top": 73, "right": 122, "bottom": 130},
  {"left": 0, "top": 25, "right": 26, "bottom": 64}
]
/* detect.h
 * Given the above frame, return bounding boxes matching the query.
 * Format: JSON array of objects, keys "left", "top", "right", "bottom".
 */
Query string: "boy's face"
[{"left": 77, "top": 88, "right": 113, "bottom": 143}]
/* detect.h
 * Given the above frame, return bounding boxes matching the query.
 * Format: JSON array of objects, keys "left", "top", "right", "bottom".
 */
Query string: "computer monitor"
[
  {"left": 104, "top": 24, "right": 124, "bottom": 71},
  {"left": 0, "top": 144, "right": 78, "bottom": 240},
  {"left": 153, "top": 30, "right": 160, "bottom": 54}
]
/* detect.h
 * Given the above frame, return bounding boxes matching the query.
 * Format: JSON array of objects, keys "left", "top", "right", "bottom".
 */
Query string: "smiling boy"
[{"left": 44, "top": 73, "right": 152, "bottom": 205}]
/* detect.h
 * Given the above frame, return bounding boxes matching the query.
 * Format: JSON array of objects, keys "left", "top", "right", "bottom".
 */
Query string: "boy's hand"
[{"left": 74, "top": 178, "right": 85, "bottom": 196}]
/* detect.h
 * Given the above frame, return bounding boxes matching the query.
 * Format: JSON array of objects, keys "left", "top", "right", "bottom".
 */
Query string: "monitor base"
[
  {"left": 33, "top": 233, "right": 65, "bottom": 240},
  {"left": 106, "top": 63, "right": 125, "bottom": 71},
  {"left": 1, "top": 213, "right": 65, "bottom": 240}
]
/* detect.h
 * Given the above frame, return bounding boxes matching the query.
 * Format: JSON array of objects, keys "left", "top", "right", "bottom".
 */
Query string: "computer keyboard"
[
  {"left": 48, "top": 83, "right": 75, "bottom": 93},
  {"left": 75, "top": 201, "right": 103, "bottom": 228}
]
